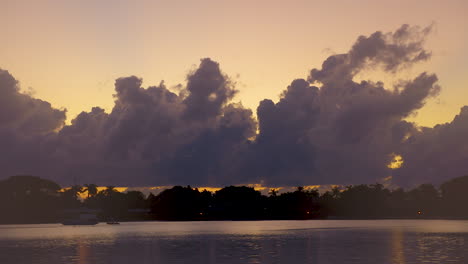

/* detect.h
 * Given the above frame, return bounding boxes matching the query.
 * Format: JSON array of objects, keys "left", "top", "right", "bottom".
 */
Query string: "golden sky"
[
  {"left": 64, "top": 184, "right": 336, "bottom": 198},
  {"left": 1, "top": 0, "right": 467, "bottom": 127}
]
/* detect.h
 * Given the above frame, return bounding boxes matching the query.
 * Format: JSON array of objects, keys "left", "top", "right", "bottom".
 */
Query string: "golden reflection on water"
[
  {"left": 77, "top": 240, "right": 90, "bottom": 264},
  {"left": 73, "top": 227, "right": 117, "bottom": 264},
  {"left": 391, "top": 229, "right": 406, "bottom": 264},
  {"left": 209, "top": 238, "right": 216, "bottom": 264},
  {"left": 3, "top": 221, "right": 468, "bottom": 264}
]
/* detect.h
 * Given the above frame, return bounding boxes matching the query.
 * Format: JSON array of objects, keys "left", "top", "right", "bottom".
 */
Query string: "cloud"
[
  {"left": 0, "top": 69, "right": 66, "bottom": 178},
  {"left": 309, "top": 24, "right": 433, "bottom": 85},
  {"left": 397, "top": 106, "right": 468, "bottom": 186},
  {"left": 51, "top": 58, "right": 254, "bottom": 186},
  {"left": 0, "top": 25, "right": 466, "bottom": 188},
  {"left": 246, "top": 24, "right": 440, "bottom": 186},
  {"left": 183, "top": 58, "right": 237, "bottom": 120},
  {"left": 0, "top": 69, "right": 66, "bottom": 136}
]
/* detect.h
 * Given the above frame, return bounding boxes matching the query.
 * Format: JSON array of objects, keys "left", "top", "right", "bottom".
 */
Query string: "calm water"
[{"left": 1, "top": 220, "right": 468, "bottom": 263}]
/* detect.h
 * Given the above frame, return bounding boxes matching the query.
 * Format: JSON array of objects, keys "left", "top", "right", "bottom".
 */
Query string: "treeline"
[{"left": 1, "top": 175, "right": 468, "bottom": 224}]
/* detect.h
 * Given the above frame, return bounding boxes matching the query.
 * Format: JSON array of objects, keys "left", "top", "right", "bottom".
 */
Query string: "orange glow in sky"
[
  {"left": 60, "top": 184, "right": 345, "bottom": 198},
  {"left": 1, "top": 0, "right": 467, "bottom": 128},
  {"left": 388, "top": 154, "right": 404, "bottom": 170}
]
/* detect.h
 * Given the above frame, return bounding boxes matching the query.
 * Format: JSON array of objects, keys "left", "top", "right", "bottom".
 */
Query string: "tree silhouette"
[
  {"left": 103, "top": 186, "right": 117, "bottom": 197},
  {"left": 440, "top": 175, "right": 468, "bottom": 217},
  {"left": 214, "top": 186, "right": 264, "bottom": 220},
  {"left": 62, "top": 185, "right": 83, "bottom": 199},
  {"left": 84, "top": 184, "right": 98, "bottom": 198},
  {"left": 5, "top": 174, "right": 468, "bottom": 223},
  {"left": 0, "top": 175, "right": 63, "bottom": 223},
  {"left": 269, "top": 188, "right": 278, "bottom": 197}
]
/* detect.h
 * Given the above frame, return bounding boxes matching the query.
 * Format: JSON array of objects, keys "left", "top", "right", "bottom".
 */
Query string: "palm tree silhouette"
[
  {"left": 104, "top": 186, "right": 116, "bottom": 197},
  {"left": 70, "top": 185, "right": 83, "bottom": 198},
  {"left": 84, "top": 184, "right": 98, "bottom": 198}
]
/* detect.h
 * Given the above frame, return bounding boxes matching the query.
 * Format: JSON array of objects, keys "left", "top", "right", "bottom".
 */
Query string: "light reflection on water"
[{"left": 1, "top": 220, "right": 468, "bottom": 264}]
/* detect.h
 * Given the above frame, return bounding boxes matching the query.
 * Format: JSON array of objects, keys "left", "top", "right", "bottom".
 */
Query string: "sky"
[
  {"left": 1, "top": 0, "right": 468, "bottom": 188},
  {"left": 2, "top": 0, "right": 467, "bottom": 126}
]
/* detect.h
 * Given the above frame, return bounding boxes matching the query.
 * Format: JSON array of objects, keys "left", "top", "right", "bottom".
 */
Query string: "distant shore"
[{"left": 3, "top": 175, "right": 468, "bottom": 225}]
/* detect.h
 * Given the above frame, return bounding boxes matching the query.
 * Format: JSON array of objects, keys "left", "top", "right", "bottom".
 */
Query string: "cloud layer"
[{"left": 1, "top": 25, "right": 466, "bottom": 187}]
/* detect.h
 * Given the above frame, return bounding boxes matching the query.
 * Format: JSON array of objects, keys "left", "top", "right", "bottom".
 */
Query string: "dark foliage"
[{"left": 2, "top": 174, "right": 468, "bottom": 224}]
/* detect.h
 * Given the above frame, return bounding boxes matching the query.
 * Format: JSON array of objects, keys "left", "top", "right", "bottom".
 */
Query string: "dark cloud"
[
  {"left": 0, "top": 69, "right": 66, "bottom": 136},
  {"left": 161, "top": 103, "right": 256, "bottom": 186},
  {"left": 246, "top": 24, "right": 440, "bottom": 186},
  {"left": 248, "top": 79, "right": 319, "bottom": 186},
  {"left": 309, "top": 24, "right": 433, "bottom": 85},
  {"left": 397, "top": 106, "right": 468, "bottom": 186},
  {"left": 50, "top": 58, "right": 254, "bottom": 186},
  {"left": 183, "top": 58, "right": 237, "bottom": 121},
  {"left": 0, "top": 25, "right": 467, "bottom": 188},
  {"left": 0, "top": 69, "right": 67, "bottom": 181}
]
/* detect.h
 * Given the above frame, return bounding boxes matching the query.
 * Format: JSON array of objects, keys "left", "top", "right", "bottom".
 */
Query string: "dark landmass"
[{"left": 1, "top": 175, "right": 468, "bottom": 224}]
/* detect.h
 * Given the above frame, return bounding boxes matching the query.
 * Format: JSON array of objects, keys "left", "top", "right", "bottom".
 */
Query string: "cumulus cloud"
[
  {"left": 246, "top": 24, "right": 440, "bottom": 186},
  {"left": 0, "top": 25, "right": 466, "bottom": 187},
  {"left": 0, "top": 69, "right": 66, "bottom": 136},
  {"left": 397, "top": 106, "right": 468, "bottom": 186},
  {"left": 309, "top": 24, "right": 433, "bottom": 85},
  {"left": 0, "top": 69, "right": 66, "bottom": 178},
  {"left": 183, "top": 59, "right": 237, "bottom": 120},
  {"left": 52, "top": 58, "right": 255, "bottom": 186}
]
